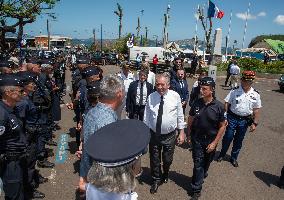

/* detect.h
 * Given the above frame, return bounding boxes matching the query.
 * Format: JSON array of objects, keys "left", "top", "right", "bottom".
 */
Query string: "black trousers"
[
  {"left": 129, "top": 105, "right": 145, "bottom": 121},
  {"left": 280, "top": 166, "right": 284, "bottom": 185},
  {"left": 224, "top": 72, "right": 231, "bottom": 86},
  {"left": 191, "top": 133, "right": 216, "bottom": 193},
  {"left": 0, "top": 157, "right": 27, "bottom": 200},
  {"left": 149, "top": 130, "right": 176, "bottom": 181}
]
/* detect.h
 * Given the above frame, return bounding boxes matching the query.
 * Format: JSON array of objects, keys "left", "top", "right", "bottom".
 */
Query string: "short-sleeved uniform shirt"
[
  {"left": 189, "top": 98, "right": 226, "bottom": 136},
  {"left": 225, "top": 86, "right": 262, "bottom": 117},
  {"left": 0, "top": 101, "right": 27, "bottom": 153}
]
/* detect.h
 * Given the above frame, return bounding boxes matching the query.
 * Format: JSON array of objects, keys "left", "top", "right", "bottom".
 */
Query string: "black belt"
[
  {"left": 150, "top": 129, "right": 175, "bottom": 136},
  {"left": 2, "top": 152, "right": 26, "bottom": 161},
  {"left": 228, "top": 109, "right": 251, "bottom": 120}
]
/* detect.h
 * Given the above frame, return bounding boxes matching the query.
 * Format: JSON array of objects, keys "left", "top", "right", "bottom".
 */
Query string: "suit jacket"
[
  {"left": 126, "top": 80, "right": 154, "bottom": 114},
  {"left": 170, "top": 78, "right": 189, "bottom": 103}
]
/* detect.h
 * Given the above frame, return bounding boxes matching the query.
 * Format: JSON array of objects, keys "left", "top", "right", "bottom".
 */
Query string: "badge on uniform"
[{"left": 0, "top": 126, "right": 5, "bottom": 135}]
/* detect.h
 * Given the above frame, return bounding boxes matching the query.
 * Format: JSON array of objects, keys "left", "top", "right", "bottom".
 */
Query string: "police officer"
[
  {"left": 0, "top": 74, "right": 28, "bottom": 200},
  {"left": 0, "top": 59, "right": 14, "bottom": 74},
  {"left": 26, "top": 58, "right": 55, "bottom": 168},
  {"left": 217, "top": 71, "right": 262, "bottom": 167},
  {"left": 15, "top": 71, "right": 46, "bottom": 198},
  {"left": 187, "top": 77, "right": 227, "bottom": 200}
]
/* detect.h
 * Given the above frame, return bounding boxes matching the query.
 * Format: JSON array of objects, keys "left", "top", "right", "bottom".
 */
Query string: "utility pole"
[
  {"left": 145, "top": 27, "right": 148, "bottom": 46},
  {"left": 47, "top": 19, "right": 50, "bottom": 50},
  {"left": 93, "top": 28, "right": 96, "bottom": 50},
  {"left": 241, "top": 2, "right": 251, "bottom": 58},
  {"left": 100, "top": 24, "right": 103, "bottom": 52},
  {"left": 153, "top": 35, "right": 158, "bottom": 47}
]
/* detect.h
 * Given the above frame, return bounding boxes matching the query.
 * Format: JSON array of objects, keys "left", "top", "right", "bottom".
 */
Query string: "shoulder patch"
[{"left": 0, "top": 126, "right": 5, "bottom": 136}]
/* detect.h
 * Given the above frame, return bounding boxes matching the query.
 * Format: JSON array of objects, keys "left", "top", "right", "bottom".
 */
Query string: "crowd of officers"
[
  {"left": 0, "top": 52, "right": 67, "bottom": 199},
  {"left": 1, "top": 50, "right": 283, "bottom": 200}
]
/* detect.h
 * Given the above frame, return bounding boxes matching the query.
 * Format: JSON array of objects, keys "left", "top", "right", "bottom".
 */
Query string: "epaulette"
[{"left": 253, "top": 88, "right": 259, "bottom": 94}]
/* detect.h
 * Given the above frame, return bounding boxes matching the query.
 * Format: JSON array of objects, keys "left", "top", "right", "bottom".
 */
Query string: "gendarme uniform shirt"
[
  {"left": 225, "top": 86, "right": 262, "bottom": 117},
  {"left": 189, "top": 98, "right": 226, "bottom": 136},
  {"left": 143, "top": 90, "right": 185, "bottom": 134},
  {"left": 0, "top": 101, "right": 27, "bottom": 153}
]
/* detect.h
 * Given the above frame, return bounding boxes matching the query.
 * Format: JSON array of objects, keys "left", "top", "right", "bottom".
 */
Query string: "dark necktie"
[
  {"left": 139, "top": 82, "right": 144, "bottom": 105},
  {"left": 180, "top": 80, "right": 184, "bottom": 88},
  {"left": 156, "top": 95, "right": 164, "bottom": 134}
]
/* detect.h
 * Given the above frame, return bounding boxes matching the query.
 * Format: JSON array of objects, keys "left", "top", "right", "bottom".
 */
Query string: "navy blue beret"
[
  {"left": 0, "top": 74, "right": 23, "bottom": 86},
  {"left": 82, "top": 67, "right": 100, "bottom": 78},
  {"left": 86, "top": 119, "right": 150, "bottom": 167},
  {"left": 15, "top": 71, "right": 37, "bottom": 85}
]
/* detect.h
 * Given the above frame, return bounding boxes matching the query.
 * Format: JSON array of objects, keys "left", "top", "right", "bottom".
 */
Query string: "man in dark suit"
[
  {"left": 170, "top": 68, "right": 189, "bottom": 114},
  {"left": 126, "top": 69, "right": 154, "bottom": 121}
]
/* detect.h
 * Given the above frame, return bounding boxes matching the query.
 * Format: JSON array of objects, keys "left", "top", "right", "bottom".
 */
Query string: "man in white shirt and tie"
[{"left": 144, "top": 72, "right": 186, "bottom": 194}]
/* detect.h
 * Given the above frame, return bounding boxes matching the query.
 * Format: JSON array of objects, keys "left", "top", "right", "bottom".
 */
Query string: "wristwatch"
[{"left": 252, "top": 122, "right": 258, "bottom": 126}]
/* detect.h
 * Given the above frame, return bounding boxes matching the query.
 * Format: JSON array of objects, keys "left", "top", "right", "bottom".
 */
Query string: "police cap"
[
  {"left": 0, "top": 60, "right": 14, "bottom": 68},
  {"left": 82, "top": 66, "right": 100, "bottom": 78},
  {"left": 16, "top": 71, "right": 37, "bottom": 85},
  {"left": 0, "top": 74, "right": 23, "bottom": 86},
  {"left": 199, "top": 76, "right": 215, "bottom": 88},
  {"left": 86, "top": 119, "right": 150, "bottom": 167},
  {"left": 26, "top": 57, "right": 41, "bottom": 65},
  {"left": 76, "top": 56, "right": 90, "bottom": 64}
]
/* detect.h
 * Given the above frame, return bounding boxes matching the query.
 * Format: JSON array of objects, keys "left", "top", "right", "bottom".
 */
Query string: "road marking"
[
  {"left": 55, "top": 133, "right": 69, "bottom": 164},
  {"left": 47, "top": 168, "right": 57, "bottom": 186}
]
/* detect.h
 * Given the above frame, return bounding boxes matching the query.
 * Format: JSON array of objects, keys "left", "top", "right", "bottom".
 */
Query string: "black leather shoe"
[
  {"left": 162, "top": 173, "right": 169, "bottom": 184},
  {"left": 230, "top": 159, "right": 239, "bottom": 167},
  {"left": 216, "top": 156, "right": 224, "bottom": 162},
  {"left": 32, "top": 190, "right": 45, "bottom": 199},
  {"left": 277, "top": 181, "right": 284, "bottom": 189},
  {"left": 46, "top": 140, "right": 57, "bottom": 146},
  {"left": 38, "top": 174, "right": 48, "bottom": 184},
  {"left": 150, "top": 181, "right": 160, "bottom": 194},
  {"left": 190, "top": 192, "right": 201, "bottom": 200},
  {"left": 37, "top": 160, "right": 55, "bottom": 168}
]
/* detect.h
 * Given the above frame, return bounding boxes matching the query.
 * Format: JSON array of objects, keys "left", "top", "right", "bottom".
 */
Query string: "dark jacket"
[
  {"left": 126, "top": 80, "right": 154, "bottom": 114},
  {"left": 170, "top": 78, "right": 189, "bottom": 103}
]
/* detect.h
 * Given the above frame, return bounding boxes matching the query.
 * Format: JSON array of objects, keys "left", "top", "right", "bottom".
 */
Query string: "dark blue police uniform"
[
  {"left": 0, "top": 75, "right": 28, "bottom": 200},
  {"left": 189, "top": 98, "right": 225, "bottom": 194}
]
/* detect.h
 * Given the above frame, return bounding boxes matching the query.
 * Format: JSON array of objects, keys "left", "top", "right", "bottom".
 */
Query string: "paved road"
[{"left": 2, "top": 65, "right": 283, "bottom": 200}]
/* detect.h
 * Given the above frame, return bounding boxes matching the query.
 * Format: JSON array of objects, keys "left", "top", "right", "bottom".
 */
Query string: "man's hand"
[
  {"left": 177, "top": 130, "right": 185, "bottom": 145},
  {"left": 78, "top": 177, "right": 87, "bottom": 192},
  {"left": 249, "top": 124, "right": 256, "bottom": 132},
  {"left": 66, "top": 103, "right": 74, "bottom": 110},
  {"left": 206, "top": 141, "right": 217, "bottom": 153}
]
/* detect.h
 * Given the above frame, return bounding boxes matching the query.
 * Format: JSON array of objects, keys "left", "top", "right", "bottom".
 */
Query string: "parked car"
[
  {"left": 105, "top": 53, "right": 117, "bottom": 65},
  {"left": 278, "top": 54, "right": 284, "bottom": 61},
  {"left": 278, "top": 75, "right": 284, "bottom": 92}
]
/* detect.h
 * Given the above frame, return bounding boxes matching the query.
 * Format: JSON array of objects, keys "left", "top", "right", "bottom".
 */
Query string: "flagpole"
[
  {"left": 194, "top": 4, "right": 200, "bottom": 52},
  {"left": 225, "top": 10, "right": 233, "bottom": 61},
  {"left": 241, "top": 2, "right": 251, "bottom": 58}
]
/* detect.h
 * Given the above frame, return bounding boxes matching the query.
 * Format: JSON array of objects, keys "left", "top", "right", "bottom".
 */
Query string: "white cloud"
[
  {"left": 274, "top": 15, "right": 284, "bottom": 25},
  {"left": 257, "top": 12, "right": 266, "bottom": 17},
  {"left": 236, "top": 13, "right": 257, "bottom": 20}
]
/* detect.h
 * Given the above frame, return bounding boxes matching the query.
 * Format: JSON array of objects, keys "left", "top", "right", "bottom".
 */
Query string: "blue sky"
[{"left": 25, "top": 0, "right": 284, "bottom": 48}]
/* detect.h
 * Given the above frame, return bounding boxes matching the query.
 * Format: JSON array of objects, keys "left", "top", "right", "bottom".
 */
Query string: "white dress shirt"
[
  {"left": 225, "top": 86, "right": 262, "bottom": 116},
  {"left": 117, "top": 71, "right": 134, "bottom": 95},
  {"left": 86, "top": 184, "right": 138, "bottom": 200},
  {"left": 230, "top": 64, "right": 240, "bottom": 75},
  {"left": 135, "top": 81, "right": 148, "bottom": 105},
  {"left": 143, "top": 90, "right": 185, "bottom": 134}
]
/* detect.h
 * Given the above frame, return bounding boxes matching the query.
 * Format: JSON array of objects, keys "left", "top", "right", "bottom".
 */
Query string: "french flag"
[{"left": 207, "top": 0, "right": 224, "bottom": 19}]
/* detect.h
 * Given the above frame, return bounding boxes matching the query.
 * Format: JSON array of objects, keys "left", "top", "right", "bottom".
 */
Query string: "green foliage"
[
  {"left": 112, "top": 33, "right": 138, "bottom": 54},
  {"left": 217, "top": 58, "right": 284, "bottom": 74},
  {"left": 249, "top": 34, "right": 284, "bottom": 48}
]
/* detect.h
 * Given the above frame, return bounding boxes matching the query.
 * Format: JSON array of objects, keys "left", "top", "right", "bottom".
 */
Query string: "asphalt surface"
[{"left": 1, "top": 65, "right": 283, "bottom": 200}]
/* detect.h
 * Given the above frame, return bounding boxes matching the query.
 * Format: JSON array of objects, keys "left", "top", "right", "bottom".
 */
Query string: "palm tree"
[{"left": 114, "top": 3, "right": 123, "bottom": 39}]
